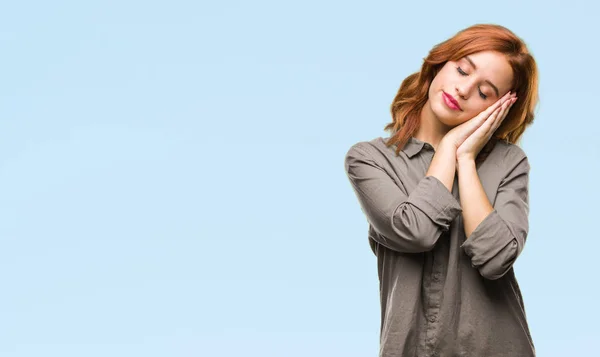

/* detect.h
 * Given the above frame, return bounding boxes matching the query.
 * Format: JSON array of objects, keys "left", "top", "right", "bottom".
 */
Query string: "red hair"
[{"left": 384, "top": 24, "right": 539, "bottom": 164}]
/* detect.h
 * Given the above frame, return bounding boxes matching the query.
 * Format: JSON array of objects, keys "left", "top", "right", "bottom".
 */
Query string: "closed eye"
[
  {"left": 456, "top": 66, "right": 488, "bottom": 100},
  {"left": 457, "top": 66, "right": 467, "bottom": 76}
]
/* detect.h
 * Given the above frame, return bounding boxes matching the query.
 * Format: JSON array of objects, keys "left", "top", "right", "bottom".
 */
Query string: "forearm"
[
  {"left": 457, "top": 156, "right": 525, "bottom": 280},
  {"left": 426, "top": 141, "right": 458, "bottom": 193},
  {"left": 457, "top": 158, "right": 494, "bottom": 238},
  {"left": 345, "top": 143, "right": 463, "bottom": 253}
]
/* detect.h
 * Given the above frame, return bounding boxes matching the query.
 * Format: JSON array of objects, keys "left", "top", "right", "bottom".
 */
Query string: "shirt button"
[
  {"left": 428, "top": 315, "right": 437, "bottom": 323},
  {"left": 432, "top": 274, "right": 440, "bottom": 282}
]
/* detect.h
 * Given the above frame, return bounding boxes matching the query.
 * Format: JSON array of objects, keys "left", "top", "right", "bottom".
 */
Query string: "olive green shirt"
[{"left": 344, "top": 136, "right": 534, "bottom": 357}]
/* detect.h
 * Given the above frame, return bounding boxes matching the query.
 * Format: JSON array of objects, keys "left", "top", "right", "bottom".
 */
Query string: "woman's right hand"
[{"left": 441, "top": 91, "right": 513, "bottom": 151}]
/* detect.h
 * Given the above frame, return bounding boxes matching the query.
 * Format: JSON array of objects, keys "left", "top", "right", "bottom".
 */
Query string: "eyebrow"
[{"left": 464, "top": 56, "right": 500, "bottom": 97}]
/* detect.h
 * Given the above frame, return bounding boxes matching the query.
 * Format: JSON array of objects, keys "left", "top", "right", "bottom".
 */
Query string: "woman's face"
[{"left": 427, "top": 50, "right": 514, "bottom": 127}]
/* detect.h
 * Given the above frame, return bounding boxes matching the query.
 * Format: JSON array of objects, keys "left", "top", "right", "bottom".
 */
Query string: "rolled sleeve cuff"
[
  {"left": 407, "top": 175, "right": 462, "bottom": 231},
  {"left": 461, "top": 209, "right": 518, "bottom": 268}
]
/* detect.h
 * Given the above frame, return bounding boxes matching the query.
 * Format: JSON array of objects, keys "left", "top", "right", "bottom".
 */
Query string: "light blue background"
[{"left": 1, "top": 1, "right": 597, "bottom": 356}]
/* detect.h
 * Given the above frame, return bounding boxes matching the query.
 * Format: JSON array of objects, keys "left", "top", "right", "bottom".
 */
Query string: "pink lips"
[{"left": 442, "top": 92, "right": 461, "bottom": 111}]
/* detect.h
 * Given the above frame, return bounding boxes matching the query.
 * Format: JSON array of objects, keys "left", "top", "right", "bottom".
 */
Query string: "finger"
[
  {"left": 477, "top": 91, "right": 512, "bottom": 120},
  {"left": 475, "top": 106, "right": 501, "bottom": 137},
  {"left": 493, "top": 90, "right": 512, "bottom": 104},
  {"left": 487, "top": 105, "right": 503, "bottom": 126},
  {"left": 494, "top": 91, "right": 513, "bottom": 108},
  {"left": 464, "top": 94, "right": 513, "bottom": 137},
  {"left": 493, "top": 106, "right": 508, "bottom": 130},
  {"left": 492, "top": 99, "right": 513, "bottom": 131},
  {"left": 487, "top": 105, "right": 507, "bottom": 133},
  {"left": 500, "top": 91, "right": 514, "bottom": 104},
  {"left": 497, "top": 99, "right": 511, "bottom": 119},
  {"left": 498, "top": 97, "right": 516, "bottom": 122}
]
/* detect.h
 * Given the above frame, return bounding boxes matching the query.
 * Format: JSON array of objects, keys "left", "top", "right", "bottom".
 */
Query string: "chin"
[{"left": 431, "top": 99, "right": 461, "bottom": 128}]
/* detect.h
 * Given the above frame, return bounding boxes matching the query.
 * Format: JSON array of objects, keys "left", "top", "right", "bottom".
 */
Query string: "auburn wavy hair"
[{"left": 384, "top": 24, "right": 539, "bottom": 164}]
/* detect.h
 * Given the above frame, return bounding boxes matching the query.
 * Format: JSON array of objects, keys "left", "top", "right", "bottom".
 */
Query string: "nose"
[{"left": 455, "top": 84, "right": 467, "bottom": 100}]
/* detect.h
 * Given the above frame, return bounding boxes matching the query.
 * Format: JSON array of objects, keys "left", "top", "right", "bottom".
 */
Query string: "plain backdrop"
[{"left": 1, "top": 1, "right": 598, "bottom": 356}]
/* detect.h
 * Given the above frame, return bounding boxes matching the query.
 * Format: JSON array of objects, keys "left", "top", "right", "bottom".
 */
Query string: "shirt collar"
[{"left": 401, "top": 136, "right": 429, "bottom": 158}]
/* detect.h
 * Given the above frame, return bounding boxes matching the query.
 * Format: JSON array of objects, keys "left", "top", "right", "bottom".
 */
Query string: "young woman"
[{"left": 344, "top": 24, "right": 538, "bottom": 356}]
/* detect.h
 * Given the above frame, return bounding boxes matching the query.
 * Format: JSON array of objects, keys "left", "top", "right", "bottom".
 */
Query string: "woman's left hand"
[{"left": 456, "top": 93, "right": 517, "bottom": 162}]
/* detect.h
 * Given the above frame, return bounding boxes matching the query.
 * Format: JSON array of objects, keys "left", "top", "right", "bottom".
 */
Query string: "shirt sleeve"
[
  {"left": 461, "top": 154, "right": 530, "bottom": 280},
  {"left": 344, "top": 142, "right": 463, "bottom": 253}
]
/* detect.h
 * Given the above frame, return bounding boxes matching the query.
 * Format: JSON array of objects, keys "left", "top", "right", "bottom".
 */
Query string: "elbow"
[
  {"left": 461, "top": 215, "right": 525, "bottom": 280},
  {"left": 405, "top": 234, "right": 438, "bottom": 253},
  {"left": 381, "top": 207, "right": 444, "bottom": 253},
  {"left": 369, "top": 224, "right": 439, "bottom": 254},
  {"left": 386, "top": 224, "right": 441, "bottom": 253},
  {"left": 474, "top": 243, "right": 518, "bottom": 280},
  {"left": 477, "top": 264, "right": 512, "bottom": 280},
  {"left": 393, "top": 238, "right": 436, "bottom": 253},
  {"left": 392, "top": 239, "right": 438, "bottom": 254},
  {"left": 391, "top": 205, "right": 442, "bottom": 253}
]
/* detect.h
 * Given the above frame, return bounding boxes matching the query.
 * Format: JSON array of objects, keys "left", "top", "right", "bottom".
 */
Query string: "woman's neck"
[{"left": 413, "top": 100, "right": 452, "bottom": 151}]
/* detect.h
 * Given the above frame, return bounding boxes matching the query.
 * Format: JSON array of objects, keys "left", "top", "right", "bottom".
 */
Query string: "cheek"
[
  {"left": 430, "top": 67, "right": 449, "bottom": 88},
  {"left": 462, "top": 104, "right": 488, "bottom": 121},
  {"left": 428, "top": 77, "right": 438, "bottom": 96},
  {"left": 430, "top": 71, "right": 445, "bottom": 88}
]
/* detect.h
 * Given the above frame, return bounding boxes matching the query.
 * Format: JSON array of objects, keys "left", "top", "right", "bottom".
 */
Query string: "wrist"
[
  {"left": 439, "top": 138, "right": 457, "bottom": 151},
  {"left": 457, "top": 156, "right": 476, "bottom": 167}
]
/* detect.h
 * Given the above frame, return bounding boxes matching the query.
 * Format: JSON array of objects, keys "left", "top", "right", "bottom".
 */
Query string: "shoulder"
[
  {"left": 492, "top": 139, "right": 530, "bottom": 175},
  {"left": 348, "top": 136, "right": 396, "bottom": 155},
  {"left": 346, "top": 137, "right": 397, "bottom": 159},
  {"left": 345, "top": 137, "right": 385, "bottom": 160}
]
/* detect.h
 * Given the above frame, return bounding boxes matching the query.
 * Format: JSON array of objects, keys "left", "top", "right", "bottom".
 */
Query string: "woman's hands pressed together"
[
  {"left": 426, "top": 90, "right": 517, "bottom": 192},
  {"left": 442, "top": 91, "right": 517, "bottom": 165}
]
